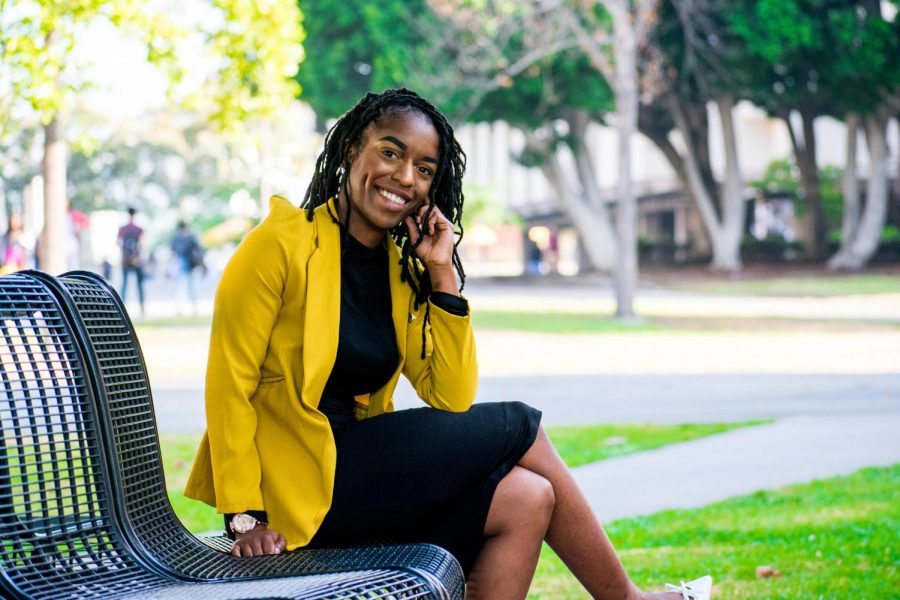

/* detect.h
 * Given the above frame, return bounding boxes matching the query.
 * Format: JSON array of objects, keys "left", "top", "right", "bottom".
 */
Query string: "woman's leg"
[
  {"left": 518, "top": 426, "right": 680, "bottom": 600},
  {"left": 466, "top": 466, "right": 555, "bottom": 600}
]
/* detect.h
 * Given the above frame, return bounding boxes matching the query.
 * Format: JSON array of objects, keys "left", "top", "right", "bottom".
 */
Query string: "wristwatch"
[{"left": 229, "top": 512, "right": 266, "bottom": 535}]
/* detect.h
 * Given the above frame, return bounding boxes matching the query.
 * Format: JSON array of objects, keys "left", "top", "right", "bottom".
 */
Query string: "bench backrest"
[{"left": 0, "top": 274, "right": 169, "bottom": 599}]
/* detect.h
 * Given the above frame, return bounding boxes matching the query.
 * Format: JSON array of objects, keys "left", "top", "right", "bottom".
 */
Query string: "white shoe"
[{"left": 665, "top": 575, "right": 712, "bottom": 599}]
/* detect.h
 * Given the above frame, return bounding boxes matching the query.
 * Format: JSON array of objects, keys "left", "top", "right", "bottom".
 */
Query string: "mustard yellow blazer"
[{"left": 184, "top": 195, "right": 478, "bottom": 550}]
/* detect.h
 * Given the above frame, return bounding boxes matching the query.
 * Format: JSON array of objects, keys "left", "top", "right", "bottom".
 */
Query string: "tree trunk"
[
  {"left": 610, "top": 0, "right": 637, "bottom": 320},
  {"left": 784, "top": 110, "right": 827, "bottom": 260},
  {"left": 41, "top": 114, "right": 68, "bottom": 274},
  {"left": 832, "top": 112, "right": 890, "bottom": 269},
  {"left": 667, "top": 94, "right": 742, "bottom": 270},
  {"left": 537, "top": 147, "right": 618, "bottom": 271},
  {"left": 714, "top": 94, "right": 745, "bottom": 271},
  {"left": 638, "top": 119, "right": 712, "bottom": 256},
  {"left": 827, "top": 113, "right": 861, "bottom": 268}
]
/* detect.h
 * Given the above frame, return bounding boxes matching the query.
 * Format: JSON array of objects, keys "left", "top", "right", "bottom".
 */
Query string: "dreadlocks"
[{"left": 302, "top": 88, "right": 467, "bottom": 358}]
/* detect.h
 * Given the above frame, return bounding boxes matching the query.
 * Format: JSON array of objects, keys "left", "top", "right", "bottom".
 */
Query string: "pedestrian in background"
[
  {"left": 170, "top": 220, "right": 204, "bottom": 315},
  {"left": 1, "top": 215, "right": 28, "bottom": 274},
  {"left": 118, "top": 207, "right": 146, "bottom": 315}
]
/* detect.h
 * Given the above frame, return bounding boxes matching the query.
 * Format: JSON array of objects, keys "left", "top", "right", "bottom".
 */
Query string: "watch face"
[{"left": 231, "top": 513, "right": 258, "bottom": 534}]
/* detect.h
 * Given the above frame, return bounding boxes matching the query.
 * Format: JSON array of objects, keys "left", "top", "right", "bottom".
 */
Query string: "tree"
[
  {"left": 0, "top": 0, "right": 302, "bottom": 273},
  {"left": 639, "top": 0, "right": 749, "bottom": 271},
  {"left": 729, "top": 0, "right": 899, "bottom": 264},
  {"left": 557, "top": 0, "right": 658, "bottom": 318},
  {"left": 826, "top": 1, "right": 900, "bottom": 269},
  {"left": 297, "top": 0, "right": 658, "bottom": 318}
]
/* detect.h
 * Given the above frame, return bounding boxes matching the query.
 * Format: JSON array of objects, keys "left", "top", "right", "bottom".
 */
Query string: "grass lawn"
[
  {"left": 473, "top": 311, "right": 666, "bottom": 334},
  {"left": 162, "top": 421, "right": 762, "bottom": 533},
  {"left": 545, "top": 421, "right": 767, "bottom": 468},
  {"left": 529, "top": 464, "right": 899, "bottom": 599},
  {"left": 679, "top": 274, "right": 900, "bottom": 297}
]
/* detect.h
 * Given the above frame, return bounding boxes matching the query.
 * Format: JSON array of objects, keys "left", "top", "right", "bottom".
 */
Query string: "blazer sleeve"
[
  {"left": 204, "top": 220, "right": 293, "bottom": 513},
  {"left": 403, "top": 298, "right": 478, "bottom": 412}
]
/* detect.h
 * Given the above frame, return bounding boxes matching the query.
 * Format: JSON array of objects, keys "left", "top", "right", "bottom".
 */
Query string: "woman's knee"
[{"left": 486, "top": 467, "right": 555, "bottom": 536}]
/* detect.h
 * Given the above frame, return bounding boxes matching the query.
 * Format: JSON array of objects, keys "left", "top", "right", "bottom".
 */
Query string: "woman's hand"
[
  {"left": 231, "top": 525, "right": 287, "bottom": 557},
  {"left": 405, "top": 205, "right": 458, "bottom": 295}
]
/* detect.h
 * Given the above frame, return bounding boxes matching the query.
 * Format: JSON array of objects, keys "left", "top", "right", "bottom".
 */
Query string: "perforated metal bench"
[{"left": 0, "top": 271, "right": 464, "bottom": 599}]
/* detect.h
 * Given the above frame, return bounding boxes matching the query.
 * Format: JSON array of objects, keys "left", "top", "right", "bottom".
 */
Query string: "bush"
[{"left": 741, "top": 235, "right": 805, "bottom": 263}]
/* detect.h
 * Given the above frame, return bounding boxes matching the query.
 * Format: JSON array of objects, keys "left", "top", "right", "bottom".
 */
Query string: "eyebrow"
[{"left": 380, "top": 135, "right": 438, "bottom": 164}]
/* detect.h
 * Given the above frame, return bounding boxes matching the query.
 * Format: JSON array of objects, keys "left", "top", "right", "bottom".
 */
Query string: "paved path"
[{"left": 572, "top": 413, "right": 900, "bottom": 522}]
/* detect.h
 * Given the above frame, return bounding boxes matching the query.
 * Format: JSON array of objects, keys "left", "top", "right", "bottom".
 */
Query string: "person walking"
[
  {"left": 169, "top": 220, "right": 204, "bottom": 315},
  {"left": 1, "top": 215, "right": 29, "bottom": 274},
  {"left": 118, "top": 207, "right": 146, "bottom": 315}
]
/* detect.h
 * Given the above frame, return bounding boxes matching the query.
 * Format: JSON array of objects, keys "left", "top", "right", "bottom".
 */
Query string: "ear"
[{"left": 346, "top": 144, "right": 359, "bottom": 165}]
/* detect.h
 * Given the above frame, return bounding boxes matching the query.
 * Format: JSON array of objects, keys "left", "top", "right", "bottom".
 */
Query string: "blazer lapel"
[{"left": 300, "top": 200, "right": 341, "bottom": 408}]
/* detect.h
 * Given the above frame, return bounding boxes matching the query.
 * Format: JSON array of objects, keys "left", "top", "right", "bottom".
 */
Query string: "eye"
[
  {"left": 418, "top": 165, "right": 434, "bottom": 177},
  {"left": 382, "top": 149, "right": 398, "bottom": 159}
]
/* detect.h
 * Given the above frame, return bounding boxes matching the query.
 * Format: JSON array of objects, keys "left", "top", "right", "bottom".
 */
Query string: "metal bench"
[{"left": 0, "top": 271, "right": 464, "bottom": 599}]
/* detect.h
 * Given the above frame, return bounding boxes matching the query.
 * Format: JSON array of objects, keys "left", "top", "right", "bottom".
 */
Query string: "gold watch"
[{"left": 230, "top": 513, "right": 265, "bottom": 535}]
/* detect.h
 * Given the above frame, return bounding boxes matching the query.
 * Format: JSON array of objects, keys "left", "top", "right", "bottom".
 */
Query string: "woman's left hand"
[{"left": 404, "top": 204, "right": 455, "bottom": 271}]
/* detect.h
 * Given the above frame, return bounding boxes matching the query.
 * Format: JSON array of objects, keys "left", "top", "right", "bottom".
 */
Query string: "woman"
[{"left": 185, "top": 88, "right": 711, "bottom": 600}]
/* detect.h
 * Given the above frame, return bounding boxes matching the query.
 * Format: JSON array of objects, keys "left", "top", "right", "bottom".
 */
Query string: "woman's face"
[{"left": 341, "top": 110, "right": 440, "bottom": 247}]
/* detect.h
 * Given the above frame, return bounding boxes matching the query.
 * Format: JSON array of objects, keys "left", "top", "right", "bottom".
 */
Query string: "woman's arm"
[
  {"left": 402, "top": 205, "right": 477, "bottom": 411},
  {"left": 204, "top": 220, "right": 293, "bottom": 514}
]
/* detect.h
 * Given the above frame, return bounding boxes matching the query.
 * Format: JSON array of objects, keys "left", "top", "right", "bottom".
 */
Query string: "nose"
[{"left": 393, "top": 161, "right": 415, "bottom": 187}]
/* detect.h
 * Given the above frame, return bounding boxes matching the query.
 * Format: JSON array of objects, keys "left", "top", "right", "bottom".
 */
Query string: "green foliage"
[
  {"left": 297, "top": 0, "right": 613, "bottom": 129},
  {"left": 728, "top": 0, "right": 900, "bottom": 117},
  {"left": 296, "top": 0, "right": 432, "bottom": 122},
  {"left": 752, "top": 158, "right": 842, "bottom": 224},
  {"left": 532, "top": 465, "right": 899, "bottom": 598},
  {"left": 0, "top": 0, "right": 184, "bottom": 128},
  {"left": 0, "top": 0, "right": 304, "bottom": 137},
  {"left": 193, "top": 0, "right": 304, "bottom": 136}
]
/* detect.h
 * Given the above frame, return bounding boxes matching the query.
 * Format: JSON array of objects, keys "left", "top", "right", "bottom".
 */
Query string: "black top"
[
  {"left": 225, "top": 235, "right": 468, "bottom": 531},
  {"left": 319, "top": 235, "right": 469, "bottom": 426},
  {"left": 319, "top": 235, "right": 399, "bottom": 425}
]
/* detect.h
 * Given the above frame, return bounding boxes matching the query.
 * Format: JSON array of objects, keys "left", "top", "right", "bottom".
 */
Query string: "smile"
[{"left": 377, "top": 187, "right": 409, "bottom": 207}]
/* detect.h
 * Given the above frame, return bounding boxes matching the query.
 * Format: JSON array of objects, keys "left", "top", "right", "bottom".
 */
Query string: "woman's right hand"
[{"left": 231, "top": 525, "right": 287, "bottom": 557}]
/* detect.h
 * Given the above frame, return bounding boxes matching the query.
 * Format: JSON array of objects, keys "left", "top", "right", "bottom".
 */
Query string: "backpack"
[
  {"left": 122, "top": 232, "right": 142, "bottom": 268},
  {"left": 188, "top": 243, "right": 205, "bottom": 270}
]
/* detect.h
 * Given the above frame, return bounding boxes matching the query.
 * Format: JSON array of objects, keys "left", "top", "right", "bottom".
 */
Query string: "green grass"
[
  {"left": 683, "top": 274, "right": 900, "bottom": 297},
  {"left": 545, "top": 421, "right": 768, "bottom": 468},
  {"left": 163, "top": 421, "right": 764, "bottom": 533},
  {"left": 473, "top": 311, "right": 666, "bottom": 333},
  {"left": 529, "top": 464, "right": 900, "bottom": 599}
]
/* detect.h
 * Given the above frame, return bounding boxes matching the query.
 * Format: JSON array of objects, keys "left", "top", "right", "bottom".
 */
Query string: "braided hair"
[{"left": 302, "top": 88, "right": 467, "bottom": 358}]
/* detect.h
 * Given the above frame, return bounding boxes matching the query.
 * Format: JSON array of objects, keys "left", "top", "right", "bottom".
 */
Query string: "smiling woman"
[{"left": 183, "top": 88, "right": 711, "bottom": 600}]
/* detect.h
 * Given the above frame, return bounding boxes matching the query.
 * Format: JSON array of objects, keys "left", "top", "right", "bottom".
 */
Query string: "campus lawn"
[
  {"left": 161, "top": 421, "right": 762, "bottom": 533},
  {"left": 529, "top": 464, "right": 899, "bottom": 599},
  {"left": 544, "top": 421, "right": 767, "bottom": 468},
  {"left": 675, "top": 273, "right": 900, "bottom": 297}
]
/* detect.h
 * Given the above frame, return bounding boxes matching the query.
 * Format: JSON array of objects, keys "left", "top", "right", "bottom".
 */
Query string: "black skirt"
[{"left": 306, "top": 401, "right": 542, "bottom": 575}]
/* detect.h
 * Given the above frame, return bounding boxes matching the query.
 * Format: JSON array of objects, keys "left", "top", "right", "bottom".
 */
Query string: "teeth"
[{"left": 380, "top": 189, "right": 405, "bottom": 205}]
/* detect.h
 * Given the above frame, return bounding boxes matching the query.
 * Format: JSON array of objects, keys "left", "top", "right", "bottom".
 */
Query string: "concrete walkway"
[{"left": 572, "top": 412, "right": 900, "bottom": 522}]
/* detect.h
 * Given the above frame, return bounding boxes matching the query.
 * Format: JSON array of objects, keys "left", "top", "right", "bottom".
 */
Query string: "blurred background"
[
  {"left": 2, "top": 1, "right": 898, "bottom": 598},
  {"left": 1, "top": 0, "right": 898, "bottom": 298}
]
